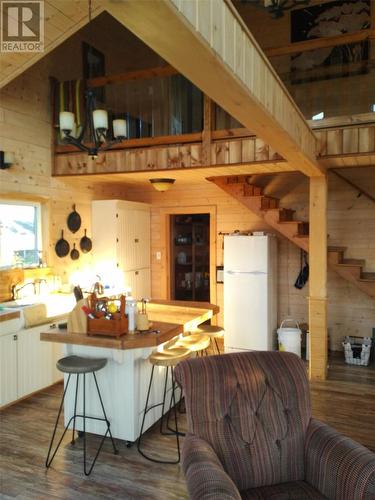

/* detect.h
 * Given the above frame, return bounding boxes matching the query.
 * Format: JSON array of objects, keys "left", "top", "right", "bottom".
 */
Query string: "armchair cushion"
[
  {"left": 241, "top": 481, "right": 327, "bottom": 499},
  {"left": 175, "top": 351, "right": 311, "bottom": 491},
  {"left": 305, "top": 418, "right": 375, "bottom": 500}
]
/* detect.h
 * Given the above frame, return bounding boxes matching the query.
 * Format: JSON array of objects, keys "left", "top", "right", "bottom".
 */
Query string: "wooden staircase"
[{"left": 208, "top": 175, "right": 375, "bottom": 299}]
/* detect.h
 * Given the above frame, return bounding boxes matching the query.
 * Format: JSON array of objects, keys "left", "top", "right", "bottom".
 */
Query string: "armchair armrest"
[
  {"left": 305, "top": 418, "right": 375, "bottom": 499},
  {"left": 182, "top": 433, "right": 241, "bottom": 500}
]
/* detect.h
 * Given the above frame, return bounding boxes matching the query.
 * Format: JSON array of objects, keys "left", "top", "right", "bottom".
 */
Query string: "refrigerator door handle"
[{"left": 226, "top": 270, "right": 267, "bottom": 275}]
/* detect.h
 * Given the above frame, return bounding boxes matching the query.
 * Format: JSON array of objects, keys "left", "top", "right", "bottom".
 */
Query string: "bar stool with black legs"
[
  {"left": 137, "top": 346, "right": 192, "bottom": 464},
  {"left": 46, "top": 355, "right": 118, "bottom": 476},
  {"left": 191, "top": 325, "right": 224, "bottom": 354},
  {"left": 176, "top": 333, "right": 211, "bottom": 356}
]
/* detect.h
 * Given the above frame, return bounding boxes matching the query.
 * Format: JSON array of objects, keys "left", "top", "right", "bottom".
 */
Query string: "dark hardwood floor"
[{"left": 1, "top": 354, "right": 374, "bottom": 499}]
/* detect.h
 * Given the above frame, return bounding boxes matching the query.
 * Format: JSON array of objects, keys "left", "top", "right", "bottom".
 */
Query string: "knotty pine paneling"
[
  {"left": 126, "top": 168, "right": 374, "bottom": 352},
  {"left": 0, "top": 64, "right": 127, "bottom": 293}
]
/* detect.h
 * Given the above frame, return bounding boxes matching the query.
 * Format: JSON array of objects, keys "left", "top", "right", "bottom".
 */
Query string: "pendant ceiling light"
[
  {"left": 149, "top": 178, "right": 176, "bottom": 192},
  {"left": 240, "top": 0, "right": 310, "bottom": 19},
  {"left": 58, "top": 0, "right": 127, "bottom": 159}
]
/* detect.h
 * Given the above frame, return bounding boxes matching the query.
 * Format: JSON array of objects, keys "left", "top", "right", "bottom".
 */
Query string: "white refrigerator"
[{"left": 223, "top": 235, "right": 277, "bottom": 353}]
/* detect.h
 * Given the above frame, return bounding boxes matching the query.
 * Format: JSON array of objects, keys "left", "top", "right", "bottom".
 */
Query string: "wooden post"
[
  {"left": 309, "top": 175, "right": 328, "bottom": 381},
  {"left": 202, "top": 95, "right": 214, "bottom": 166}
]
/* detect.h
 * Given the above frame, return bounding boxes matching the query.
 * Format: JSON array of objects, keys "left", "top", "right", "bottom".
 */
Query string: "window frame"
[{"left": 0, "top": 199, "right": 43, "bottom": 269}]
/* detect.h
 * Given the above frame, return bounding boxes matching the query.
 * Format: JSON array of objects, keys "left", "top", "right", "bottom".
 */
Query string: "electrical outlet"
[{"left": 156, "top": 251, "right": 161, "bottom": 261}]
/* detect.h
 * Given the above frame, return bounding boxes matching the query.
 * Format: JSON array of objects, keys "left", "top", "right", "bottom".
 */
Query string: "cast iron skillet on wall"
[
  {"left": 80, "top": 229, "right": 92, "bottom": 253},
  {"left": 55, "top": 230, "right": 70, "bottom": 258},
  {"left": 67, "top": 205, "right": 81, "bottom": 233},
  {"left": 70, "top": 243, "right": 80, "bottom": 260}
]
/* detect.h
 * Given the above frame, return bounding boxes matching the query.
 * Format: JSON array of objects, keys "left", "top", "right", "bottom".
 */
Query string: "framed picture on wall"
[
  {"left": 291, "top": 0, "right": 370, "bottom": 83},
  {"left": 82, "top": 42, "right": 105, "bottom": 103}
]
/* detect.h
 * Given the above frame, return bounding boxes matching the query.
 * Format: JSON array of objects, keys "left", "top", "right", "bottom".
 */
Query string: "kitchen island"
[{"left": 41, "top": 300, "right": 219, "bottom": 443}]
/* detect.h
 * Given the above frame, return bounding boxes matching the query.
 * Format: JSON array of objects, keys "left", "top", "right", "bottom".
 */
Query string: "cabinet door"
[
  {"left": 0, "top": 334, "right": 18, "bottom": 407},
  {"left": 118, "top": 206, "right": 137, "bottom": 272},
  {"left": 136, "top": 268, "right": 151, "bottom": 298},
  {"left": 51, "top": 343, "right": 64, "bottom": 383},
  {"left": 124, "top": 268, "right": 151, "bottom": 299},
  {"left": 134, "top": 209, "right": 150, "bottom": 269},
  {"left": 118, "top": 207, "right": 150, "bottom": 272},
  {"left": 17, "top": 326, "right": 54, "bottom": 398},
  {"left": 92, "top": 200, "right": 118, "bottom": 267}
]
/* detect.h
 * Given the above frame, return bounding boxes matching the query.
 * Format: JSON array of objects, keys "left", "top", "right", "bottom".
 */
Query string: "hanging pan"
[
  {"left": 80, "top": 229, "right": 92, "bottom": 253},
  {"left": 67, "top": 204, "right": 81, "bottom": 233},
  {"left": 70, "top": 243, "right": 80, "bottom": 261},
  {"left": 55, "top": 230, "right": 70, "bottom": 258}
]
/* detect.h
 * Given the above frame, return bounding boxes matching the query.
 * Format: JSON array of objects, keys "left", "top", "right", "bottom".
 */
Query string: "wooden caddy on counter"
[{"left": 87, "top": 293, "right": 128, "bottom": 337}]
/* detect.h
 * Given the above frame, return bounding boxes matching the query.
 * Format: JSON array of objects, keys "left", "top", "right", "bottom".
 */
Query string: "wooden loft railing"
[{"left": 53, "top": 120, "right": 375, "bottom": 177}]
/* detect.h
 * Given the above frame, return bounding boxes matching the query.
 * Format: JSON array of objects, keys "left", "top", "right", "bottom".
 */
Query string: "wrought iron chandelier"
[
  {"left": 58, "top": 0, "right": 127, "bottom": 159},
  {"left": 240, "top": 0, "right": 310, "bottom": 19},
  {"left": 59, "top": 90, "right": 127, "bottom": 160}
]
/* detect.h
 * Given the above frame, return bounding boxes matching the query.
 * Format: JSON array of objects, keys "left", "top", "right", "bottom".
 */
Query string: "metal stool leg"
[
  {"left": 214, "top": 337, "right": 221, "bottom": 355},
  {"left": 82, "top": 372, "right": 118, "bottom": 476},
  {"left": 71, "top": 374, "right": 79, "bottom": 445},
  {"left": 46, "top": 374, "right": 74, "bottom": 468},
  {"left": 137, "top": 365, "right": 181, "bottom": 464},
  {"left": 46, "top": 370, "right": 118, "bottom": 476},
  {"left": 92, "top": 372, "right": 118, "bottom": 455}
]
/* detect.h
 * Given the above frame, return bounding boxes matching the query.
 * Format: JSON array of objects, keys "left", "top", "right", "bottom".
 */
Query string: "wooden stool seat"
[
  {"left": 149, "top": 347, "right": 192, "bottom": 367},
  {"left": 193, "top": 325, "right": 224, "bottom": 338},
  {"left": 176, "top": 334, "right": 210, "bottom": 352}
]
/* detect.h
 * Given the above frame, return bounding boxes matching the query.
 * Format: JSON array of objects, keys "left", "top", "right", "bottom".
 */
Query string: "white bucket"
[{"left": 277, "top": 319, "right": 302, "bottom": 358}]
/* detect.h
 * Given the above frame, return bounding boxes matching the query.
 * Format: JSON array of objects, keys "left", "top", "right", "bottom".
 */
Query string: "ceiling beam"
[
  {"left": 265, "top": 29, "right": 375, "bottom": 58},
  {"left": 106, "top": 0, "right": 324, "bottom": 177}
]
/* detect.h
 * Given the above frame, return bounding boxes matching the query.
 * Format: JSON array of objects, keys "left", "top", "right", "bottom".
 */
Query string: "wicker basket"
[{"left": 342, "top": 336, "right": 372, "bottom": 366}]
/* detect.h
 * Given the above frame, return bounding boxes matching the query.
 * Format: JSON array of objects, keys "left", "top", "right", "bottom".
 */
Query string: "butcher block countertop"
[
  {"left": 41, "top": 300, "right": 219, "bottom": 350},
  {"left": 0, "top": 310, "right": 21, "bottom": 322}
]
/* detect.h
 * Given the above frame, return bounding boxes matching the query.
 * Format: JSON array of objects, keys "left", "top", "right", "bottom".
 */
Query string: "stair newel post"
[{"left": 309, "top": 175, "right": 328, "bottom": 381}]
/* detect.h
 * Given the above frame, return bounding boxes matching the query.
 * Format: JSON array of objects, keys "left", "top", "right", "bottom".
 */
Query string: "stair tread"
[
  {"left": 360, "top": 272, "right": 375, "bottom": 282},
  {"left": 328, "top": 246, "right": 347, "bottom": 252},
  {"left": 339, "top": 259, "right": 365, "bottom": 267}
]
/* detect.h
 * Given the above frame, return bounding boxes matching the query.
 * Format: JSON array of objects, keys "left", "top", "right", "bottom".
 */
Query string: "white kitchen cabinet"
[
  {"left": 92, "top": 200, "right": 151, "bottom": 297},
  {"left": 17, "top": 325, "right": 55, "bottom": 398},
  {"left": 0, "top": 323, "right": 64, "bottom": 408},
  {"left": 0, "top": 333, "right": 18, "bottom": 406},
  {"left": 124, "top": 268, "right": 151, "bottom": 299}
]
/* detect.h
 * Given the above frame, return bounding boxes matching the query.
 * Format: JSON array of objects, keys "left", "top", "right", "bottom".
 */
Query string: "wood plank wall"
[
  {"left": 123, "top": 169, "right": 375, "bottom": 352},
  {"left": 0, "top": 64, "right": 128, "bottom": 293}
]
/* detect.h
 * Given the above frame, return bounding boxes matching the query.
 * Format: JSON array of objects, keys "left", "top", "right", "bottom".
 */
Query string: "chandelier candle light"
[
  {"left": 59, "top": 92, "right": 128, "bottom": 159},
  {"left": 58, "top": 0, "right": 127, "bottom": 159}
]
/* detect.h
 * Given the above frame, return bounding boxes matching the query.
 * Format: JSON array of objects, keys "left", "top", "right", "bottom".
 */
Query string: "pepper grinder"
[{"left": 136, "top": 298, "right": 150, "bottom": 331}]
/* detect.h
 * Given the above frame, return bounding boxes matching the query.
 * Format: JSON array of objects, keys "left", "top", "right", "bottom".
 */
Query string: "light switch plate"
[{"left": 156, "top": 251, "right": 161, "bottom": 260}]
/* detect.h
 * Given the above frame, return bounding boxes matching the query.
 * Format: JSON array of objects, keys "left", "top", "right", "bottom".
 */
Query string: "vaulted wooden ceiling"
[
  {"left": 1, "top": 0, "right": 326, "bottom": 179},
  {"left": 0, "top": 0, "right": 104, "bottom": 88}
]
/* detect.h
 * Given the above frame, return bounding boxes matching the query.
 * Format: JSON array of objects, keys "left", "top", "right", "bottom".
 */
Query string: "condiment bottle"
[{"left": 126, "top": 296, "right": 137, "bottom": 333}]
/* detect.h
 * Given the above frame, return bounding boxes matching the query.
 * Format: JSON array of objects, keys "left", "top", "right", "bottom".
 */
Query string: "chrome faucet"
[{"left": 11, "top": 281, "right": 36, "bottom": 300}]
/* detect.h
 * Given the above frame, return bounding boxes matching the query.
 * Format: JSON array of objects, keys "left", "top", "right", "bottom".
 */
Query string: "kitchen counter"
[
  {"left": 41, "top": 299, "right": 219, "bottom": 442},
  {"left": 41, "top": 300, "right": 218, "bottom": 349}
]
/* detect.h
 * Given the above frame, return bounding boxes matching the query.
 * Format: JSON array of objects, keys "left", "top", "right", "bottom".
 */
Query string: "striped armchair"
[{"left": 174, "top": 351, "right": 375, "bottom": 500}]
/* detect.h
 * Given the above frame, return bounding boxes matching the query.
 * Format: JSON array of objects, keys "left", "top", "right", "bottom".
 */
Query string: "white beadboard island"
[{"left": 41, "top": 300, "right": 218, "bottom": 443}]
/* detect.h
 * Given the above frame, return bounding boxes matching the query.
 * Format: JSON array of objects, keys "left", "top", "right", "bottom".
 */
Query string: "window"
[
  {"left": 0, "top": 201, "right": 42, "bottom": 268},
  {"left": 312, "top": 111, "right": 324, "bottom": 121}
]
